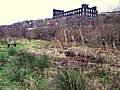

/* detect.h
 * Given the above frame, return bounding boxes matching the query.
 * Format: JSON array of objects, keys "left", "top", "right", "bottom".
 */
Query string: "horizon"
[{"left": 0, "top": 0, "right": 120, "bottom": 25}]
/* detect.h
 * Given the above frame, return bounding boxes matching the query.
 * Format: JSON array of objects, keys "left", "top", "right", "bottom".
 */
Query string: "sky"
[{"left": 0, "top": 0, "right": 120, "bottom": 25}]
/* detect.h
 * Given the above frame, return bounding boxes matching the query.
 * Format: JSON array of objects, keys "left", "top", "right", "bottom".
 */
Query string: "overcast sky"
[{"left": 0, "top": 0, "right": 120, "bottom": 25}]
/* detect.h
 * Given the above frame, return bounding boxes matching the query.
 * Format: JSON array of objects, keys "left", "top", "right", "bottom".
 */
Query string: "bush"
[
  {"left": 38, "top": 79, "right": 49, "bottom": 90},
  {"left": 7, "top": 47, "right": 17, "bottom": 56},
  {"left": 36, "top": 55, "right": 51, "bottom": 71},
  {"left": 0, "top": 53, "right": 7, "bottom": 68},
  {"left": 7, "top": 50, "right": 51, "bottom": 89},
  {"left": 56, "top": 69, "right": 86, "bottom": 90},
  {"left": 34, "top": 55, "right": 51, "bottom": 78},
  {"left": 0, "top": 80, "right": 3, "bottom": 90},
  {"left": 7, "top": 51, "right": 36, "bottom": 83}
]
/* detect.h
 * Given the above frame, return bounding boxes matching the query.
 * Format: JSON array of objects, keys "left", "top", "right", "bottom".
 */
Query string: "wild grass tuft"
[{"left": 56, "top": 69, "right": 86, "bottom": 90}]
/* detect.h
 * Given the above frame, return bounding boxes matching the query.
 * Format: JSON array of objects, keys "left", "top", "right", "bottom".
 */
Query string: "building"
[{"left": 53, "top": 4, "right": 98, "bottom": 19}]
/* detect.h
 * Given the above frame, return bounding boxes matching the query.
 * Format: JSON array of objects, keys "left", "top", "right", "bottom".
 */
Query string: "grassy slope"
[
  {"left": 0, "top": 42, "right": 25, "bottom": 89},
  {"left": 0, "top": 40, "right": 51, "bottom": 90},
  {"left": 0, "top": 39, "right": 120, "bottom": 90}
]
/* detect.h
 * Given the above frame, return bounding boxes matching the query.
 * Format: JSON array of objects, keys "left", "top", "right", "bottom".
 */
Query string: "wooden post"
[
  {"left": 64, "top": 29, "right": 68, "bottom": 46},
  {"left": 79, "top": 28, "right": 84, "bottom": 45}
]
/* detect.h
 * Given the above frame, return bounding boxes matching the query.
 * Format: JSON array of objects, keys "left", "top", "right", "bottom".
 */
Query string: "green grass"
[
  {"left": 0, "top": 40, "right": 120, "bottom": 90},
  {"left": 0, "top": 41, "right": 52, "bottom": 89},
  {"left": 56, "top": 69, "right": 86, "bottom": 90},
  {"left": 38, "top": 79, "right": 49, "bottom": 90},
  {"left": 0, "top": 43, "right": 26, "bottom": 89}
]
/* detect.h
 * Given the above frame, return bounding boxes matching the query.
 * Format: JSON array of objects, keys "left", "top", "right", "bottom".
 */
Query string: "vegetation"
[
  {"left": 0, "top": 39, "right": 120, "bottom": 90},
  {"left": 0, "top": 41, "right": 52, "bottom": 89},
  {"left": 56, "top": 68, "right": 86, "bottom": 90}
]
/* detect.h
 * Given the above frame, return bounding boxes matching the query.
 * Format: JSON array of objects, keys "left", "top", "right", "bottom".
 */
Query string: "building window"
[
  {"left": 86, "top": 9, "right": 88, "bottom": 12},
  {"left": 90, "top": 9, "right": 92, "bottom": 13},
  {"left": 68, "top": 12, "right": 70, "bottom": 15},
  {"left": 72, "top": 11, "right": 74, "bottom": 15},
  {"left": 94, "top": 11, "right": 96, "bottom": 13},
  {"left": 74, "top": 11, "right": 76, "bottom": 14}
]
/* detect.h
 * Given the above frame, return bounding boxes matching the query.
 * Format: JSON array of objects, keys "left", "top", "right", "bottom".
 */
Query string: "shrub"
[
  {"left": 7, "top": 47, "right": 17, "bottom": 56},
  {"left": 35, "top": 55, "right": 51, "bottom": 78},
  {"left": 0, "top": 80, "right": 3, "bottom": 90},
  {"left": 36, "top": 55, "right": 51, "bottom": 71},
  {"left": 0, "top": 53, "right": 7, "bottom": 68},
  {"left": 7, "top": 50, "right": 51, "bottom": 89},
  {"left": 56, "top": 69, "right": 86, "bottom": 90},
  {"left": 7, "top": 51, "right": 36, "bottom": 83},
  {"left": 38, "top": 79, "right": 49, "bottom": 90}
]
